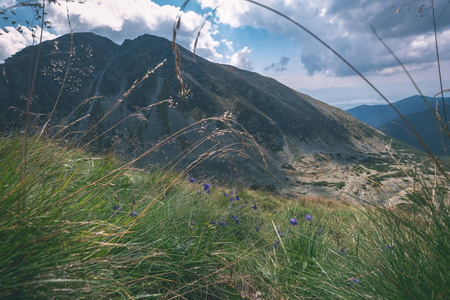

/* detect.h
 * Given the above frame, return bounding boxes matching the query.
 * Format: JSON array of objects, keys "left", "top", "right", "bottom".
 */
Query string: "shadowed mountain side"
[
  {"left": 0, "top": 32, "right": 393, "bottom": 190},
  {"left": 347, "top": 95, "right": 450, "bottom": 156},
  {"left": 346, "top": 95, "right": 449, "bottom": 129},
  {"left": 380, "top": 105, "right": 450, "bottom": 156}
]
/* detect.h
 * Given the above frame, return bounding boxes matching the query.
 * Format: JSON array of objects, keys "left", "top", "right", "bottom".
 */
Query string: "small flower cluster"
[
  {"left": 272, "top": 214, "right": 323, "bottom": 250},
  {"left": 112, "top": 205, "right": 123, "bottom": 216},
  {"left": 189, "top": 179, "right": 331, "bottom": 251},
  {"left": 274, "top": 239, "right": 280, "bottom": 249},
  {"left": 112, "top": 205, "right": 139, "bottom": 218},
  {"left": 204, "top": 183, "right": 211, "bottom": 194}
]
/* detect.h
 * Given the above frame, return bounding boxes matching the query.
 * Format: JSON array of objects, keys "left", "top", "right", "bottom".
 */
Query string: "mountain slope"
[
  {"left": 380, "top": 105, "right": 450, "bottom": 156},
  {"left": 346, "top": 95, "right": 447, "bottom": 128},
  {"left": 0, "top": 32, "right": 392, "bottom": 188},
  {"left": 347, "top": 95, "right": 450, "bottom": 155}
]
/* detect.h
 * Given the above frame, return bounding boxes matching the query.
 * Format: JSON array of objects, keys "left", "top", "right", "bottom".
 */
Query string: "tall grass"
[{"left": 1, "top": 0, "right": 449, "bottom": 299}]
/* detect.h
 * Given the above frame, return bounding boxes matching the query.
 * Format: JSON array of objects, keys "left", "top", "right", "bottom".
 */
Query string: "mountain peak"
[{"left": 1, "top": 32, "right": 391, "bottom": 191}]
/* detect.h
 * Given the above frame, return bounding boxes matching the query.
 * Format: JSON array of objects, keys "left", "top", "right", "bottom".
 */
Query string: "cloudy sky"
[{"left": 1, "top": 0, "right": 449, "bottom": 109}]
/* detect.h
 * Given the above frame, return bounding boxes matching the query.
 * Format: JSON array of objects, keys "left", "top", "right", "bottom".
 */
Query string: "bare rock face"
[{"left": 0, "top": 32, "right": 394, "bottom": 192}]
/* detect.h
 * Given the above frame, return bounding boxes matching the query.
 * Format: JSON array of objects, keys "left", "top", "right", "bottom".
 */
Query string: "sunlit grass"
[{"left": 2, "top": 135, "right": 447, "bottom": 299}]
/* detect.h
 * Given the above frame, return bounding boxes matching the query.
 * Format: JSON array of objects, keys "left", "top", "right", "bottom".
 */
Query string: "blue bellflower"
[
  {"left": 350, "top": 277, "right": 360, "bottom": 283},
  {"left": 112, "top": 205, "right": 123, "bottom": 216},
  {"left": 274, "top": 239, "right": 280, "bottom": 249}
]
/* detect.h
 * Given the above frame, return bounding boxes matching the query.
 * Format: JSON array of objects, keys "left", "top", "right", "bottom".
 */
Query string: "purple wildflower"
[
  {"left": 274, "top": 243, "right": 278, "bottom": 249},
  {"left": 230, "top": 196, "right": 234, "bottom": 201},
  {"left": 236, "top": 195, "right": 240, "bottom": 201},
  {"left": 290, "top": 218, "right": 298, "bottom": 226},
  {"left": 251, "top": 202, "right": 257, "bottom": 210},
  {"left": 204, "top": 183, "right": 210, "bottom": 191},
  {"left": 350, "top": 277, "right": 360, "bottom": 283},
  {"left": 190, "top": 178, "right": 195, "bottom": 183},
  {"left": 306, "top": 214, "right": 312, "bottom": 221},
  {"left": 220, "top": 221, "right": 226, "bottom": 226},
  {"left": 277, "top": 228, "right": 284, "bottom": 237},
  {"left": 129, "top": 211, "right": 139, "bottom": 217},
  {"left": 112, "top": 205, "right": 123, "bottom": 216},
  {"left": 341, "top": 248, "right": 347, "bottom": 255},
  {"left": 207, "top": 189, "right": 211, "bottom": 194},
  {"left": 255, "top": 225, "right": 260, "bottom": 232},
  {"left": 223, "top": 192, "right": 227, "bottom": 197}
]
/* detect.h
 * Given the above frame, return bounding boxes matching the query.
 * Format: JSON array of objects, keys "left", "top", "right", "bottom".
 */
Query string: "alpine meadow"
[{"left": 0, "top": 0, "right": 448, "bottom": 299}]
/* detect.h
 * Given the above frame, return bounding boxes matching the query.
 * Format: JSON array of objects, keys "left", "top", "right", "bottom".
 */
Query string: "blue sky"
[{"left": 1, "top": 0, "right": 449, "bottom": 109}]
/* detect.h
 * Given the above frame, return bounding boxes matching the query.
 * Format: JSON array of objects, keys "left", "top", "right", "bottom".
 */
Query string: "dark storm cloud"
[
  {"left": 264, "top": 56, "right": 290, "bottom": 71},
  {"left": 299, "top": 0, "right": 450, "bottom": 77},
  {"left": 326, "top": 0, "right": 450, "bottom": 38}
]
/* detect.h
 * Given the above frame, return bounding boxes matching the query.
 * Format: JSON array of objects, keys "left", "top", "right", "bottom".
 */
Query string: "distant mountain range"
[
  {"left": 0, "top": 32, "right": 402, "bottom": 187},
  {"left": 347, "top": 96, "right": 450, "bottom": 156}
]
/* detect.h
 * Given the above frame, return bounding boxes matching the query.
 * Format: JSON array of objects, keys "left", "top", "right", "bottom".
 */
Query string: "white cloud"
[
  {"left": 196, "top": 0, "right": 251, "bottom": 28},
  {"left": 0, "top": 0, "right": 16, "bottom": 7},
  {"left": 221, "top": 38, "right": 234, "bottom": 51},
  {"left": 0, "top": 1, "right": 234, "bottom": 63},
  {"left": 229, "top": 46, "right": 254, "bottom": 70},
  {"left": 0, "top": 26, "right": 57, "bottom": 62},
  {"left": 44, "top": 0, "right": 228, "bottom": 61}
]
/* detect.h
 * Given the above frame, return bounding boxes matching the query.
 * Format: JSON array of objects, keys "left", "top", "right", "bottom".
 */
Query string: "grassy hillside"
[{"left": 1, "top": 136, "right": 448, "bottom": 299}]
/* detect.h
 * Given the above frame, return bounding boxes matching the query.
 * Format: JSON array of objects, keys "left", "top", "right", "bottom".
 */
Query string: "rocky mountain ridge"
[{"left": 0, "top": 32, "right": 419, "bottom": 200}]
